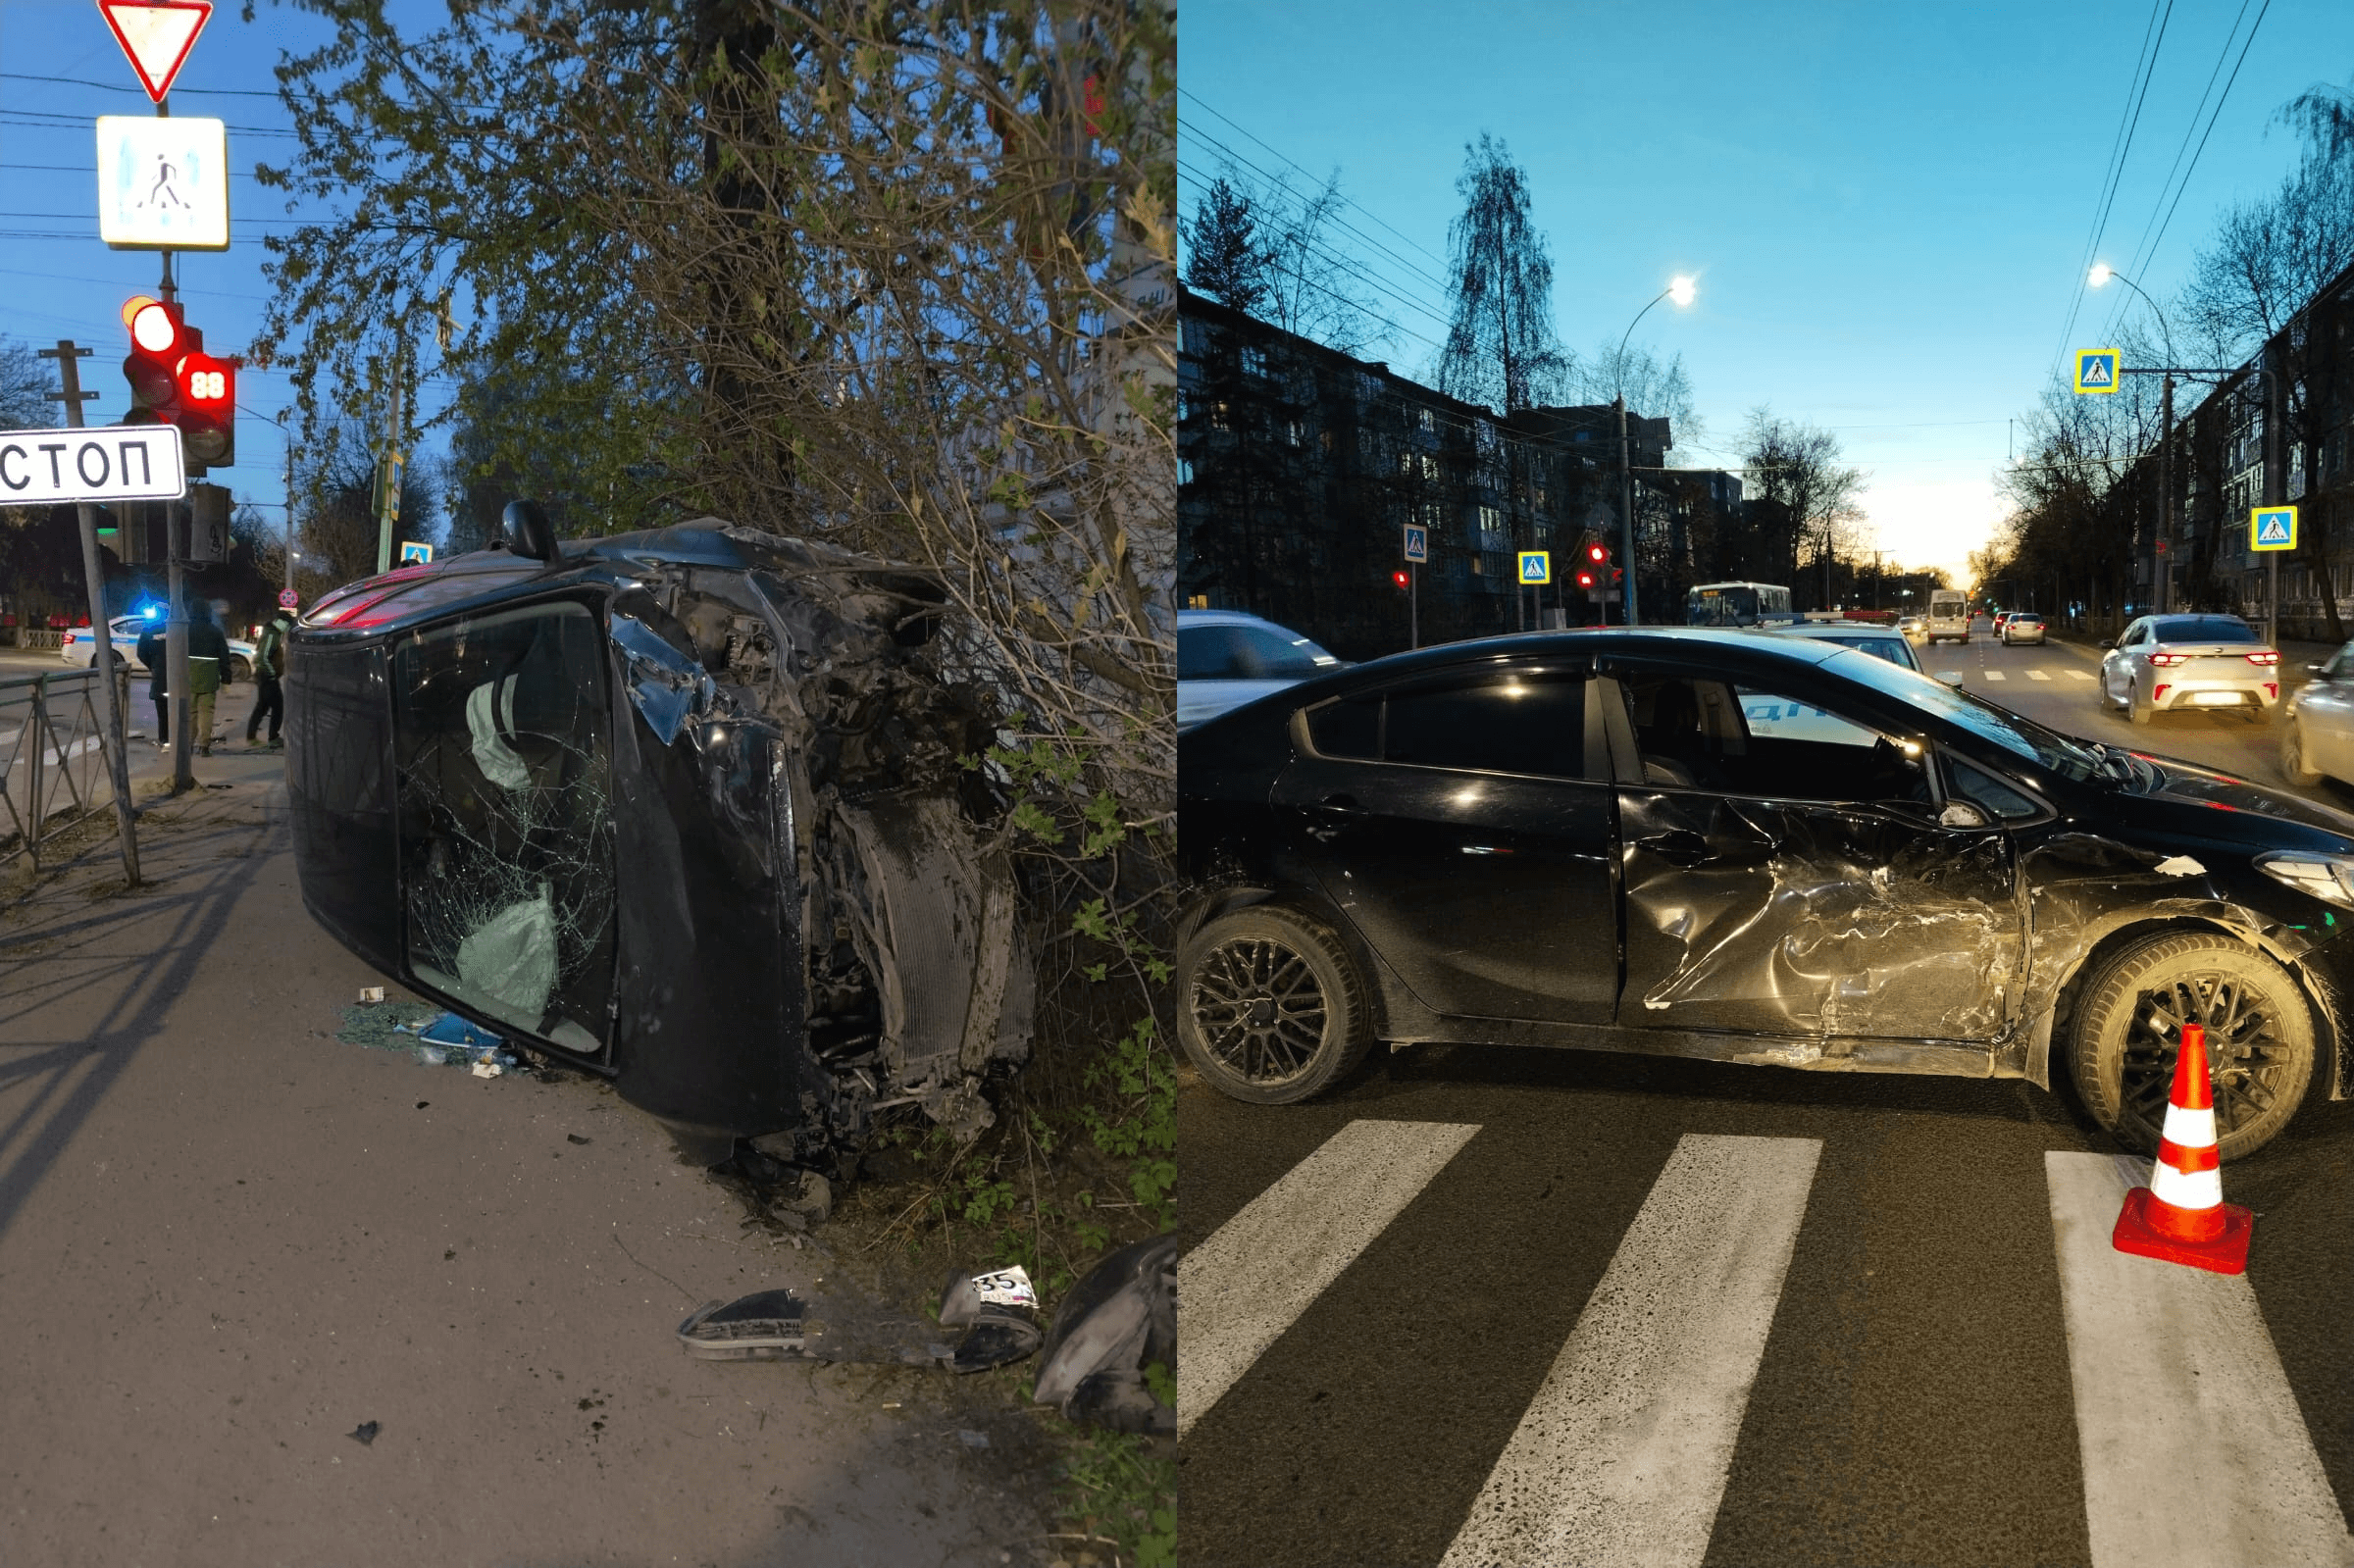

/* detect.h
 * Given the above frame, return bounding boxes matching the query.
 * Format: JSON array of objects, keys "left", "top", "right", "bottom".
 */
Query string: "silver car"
[
  {"left": 2001, "top": 612, "right": 2047, "bottom": 645},
  {"left": 2281, "top": 641, "right": 2354, "bottom": 785},
  {"left": 1177, "top": 609, "right": 1343, "bottom": 732},
  {"left": 2099, "top": 613, "right": 2280, "bottom": 725}
]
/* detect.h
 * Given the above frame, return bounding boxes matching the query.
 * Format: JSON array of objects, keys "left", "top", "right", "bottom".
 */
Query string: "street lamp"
[
  {"left": 1615, "top": 277, "right": 1697, "bottom": 627},
  {"left": 2088, "top": 263, "right": 2179, "bottom": 614}
]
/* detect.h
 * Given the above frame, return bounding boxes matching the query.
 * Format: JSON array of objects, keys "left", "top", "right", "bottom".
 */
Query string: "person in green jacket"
[{"left": 247, "top": 607, "right": 292, "bottom": 748}]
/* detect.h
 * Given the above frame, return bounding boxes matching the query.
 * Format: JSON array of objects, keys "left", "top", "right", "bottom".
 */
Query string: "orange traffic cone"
[{"left": 2111, "top": 1023, "right": 2254, "bottom": 1274}]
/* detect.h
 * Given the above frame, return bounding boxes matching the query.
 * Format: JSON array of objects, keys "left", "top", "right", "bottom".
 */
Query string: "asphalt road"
[{"left": 1175, "top": 620, "right": 2354, "bottom": 1568}]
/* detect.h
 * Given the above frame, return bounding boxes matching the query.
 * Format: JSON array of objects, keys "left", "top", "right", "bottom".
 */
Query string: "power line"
[
  {"left": 2129, "top": 0, "right": 2273, "bottom": 329},
  {"left": 2052, "top": 0, "right": 2173, "bottom": 375},
  {"left": 0, "top": 72, "right": 281, "bottom": 99},
  {"left": 1178, "top": 88, "right": 1449, "bottom": 270}
]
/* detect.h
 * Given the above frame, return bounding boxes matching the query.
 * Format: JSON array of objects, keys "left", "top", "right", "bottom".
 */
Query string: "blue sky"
[
  {"left": 1179, "top": 0, "right": 2354, "bottom": 580},
  {"left": 0, "top": 0, "right": 418, "bottom": 535}
]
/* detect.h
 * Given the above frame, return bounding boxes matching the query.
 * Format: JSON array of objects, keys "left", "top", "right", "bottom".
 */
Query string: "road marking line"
[
  {"left": 2067, "top": 670, "right": 2096, "bottom": 681},
  {"left": 2046, "top": 1152, "right": 2354, "bottom": 1568},
  {"left": 1438, "top": 1134, "right": 1822, "bottom": 1568},
  {"left": 1177, "top": 1118, "right": 1480, "bottom": 1441},
  {"left": 1983, "top": 669, "right": 2008, "bottom": 681},
  {"left": 2029, "top": 669, "right": 2053, "bottom": 682}
]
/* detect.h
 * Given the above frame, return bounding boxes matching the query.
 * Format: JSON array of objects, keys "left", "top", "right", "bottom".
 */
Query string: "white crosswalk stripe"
[
  {"left": 2028, "top": 669, "right": 2053, "bottom": 681},
  {"left": 2067, "top": 669, "right": 2096, "bottom": 681},
  {"left": 2046, "top": 1152, "right": 2353, "bottom": 1567},
  {"left": 1188, "top": 1129, "right": 2350, "bottom": 1566},
  {"left": 1177, "top": 1119, "right": 1479, "bottom": 1440},
  {"left": 1439, "top": 1135, "right": 1821, "bottom": 1568},
  {"left": 1982, "top": 669, "right": 2008, "bottom": 680}
]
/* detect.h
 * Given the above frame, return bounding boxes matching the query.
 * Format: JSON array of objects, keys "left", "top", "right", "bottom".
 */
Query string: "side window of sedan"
[
  {"left": 1625, "top": 674, "right": 1928, "bottom": 803},
  {"left": 1305, "top": 674, "right": 1589, "bottom": 779}
]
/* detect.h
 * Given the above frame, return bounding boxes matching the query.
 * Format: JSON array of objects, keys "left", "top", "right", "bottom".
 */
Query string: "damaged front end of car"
[{"left": 285, "top": 511, "right": 1035, "bottom": 1170}]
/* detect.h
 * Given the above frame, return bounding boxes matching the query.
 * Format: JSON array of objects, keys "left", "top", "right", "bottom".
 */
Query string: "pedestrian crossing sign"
[
  {"left": 1403, "top": 524, "right": 1428, "bottom": 563},
  {"left": 399, "top": 540, "right": 434, "bottom": 565},
  {"left": 1518, "top": 550, "right": 1550, "bottom": 585},
  {"left": 2251, "top": 506, "right": 2297, "bottom": 551},
  {"left": 2073, "top": 348, "right": 2121, "bottom": 394}
]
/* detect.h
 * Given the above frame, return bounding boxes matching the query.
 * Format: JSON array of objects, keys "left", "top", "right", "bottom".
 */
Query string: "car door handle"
[
  {"left": 1313, "top": 793, "right": 1365, "bottom": 817},
  {"left": 1636, "top": 828, "right": 1714, "bottom": 867}
]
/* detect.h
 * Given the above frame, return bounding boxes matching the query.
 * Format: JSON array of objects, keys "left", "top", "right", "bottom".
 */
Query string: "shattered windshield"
[
  {"left": 391, "top": 599, "right": 617, "bottom": 1053},
  {"left": 1819, "top": 646, "right": 2106, "bottom": 783}
]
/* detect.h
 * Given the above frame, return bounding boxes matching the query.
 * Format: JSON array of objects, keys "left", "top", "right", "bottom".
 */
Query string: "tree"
[
  {"left": 1740, "top": 410, "right": 1866, "bottom": 608},
  {"left": 254, "top": 0, "right": 1176, "bottom": 1131},
  {"left": 1436, "top": 133, "right": 1566, "bottom": 415},
  {"left": 1573, "top": 341, "right": 1698, "bottom": 447},
  {"left": 0, "top": 337, "right": 54, "bottom": 431},
  {"left": 1183, "top": 176, "right": 1272, "bottom": 317}
]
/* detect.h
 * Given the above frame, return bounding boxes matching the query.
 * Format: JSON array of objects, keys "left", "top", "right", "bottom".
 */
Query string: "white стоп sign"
[{"left": 0, "top": 425, "right": 187, "bottom": 505}]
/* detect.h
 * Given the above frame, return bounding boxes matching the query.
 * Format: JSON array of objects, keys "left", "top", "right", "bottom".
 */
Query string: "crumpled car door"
[{"left": 1605, "top": 671, "right": 2024, "bottom": 1042}]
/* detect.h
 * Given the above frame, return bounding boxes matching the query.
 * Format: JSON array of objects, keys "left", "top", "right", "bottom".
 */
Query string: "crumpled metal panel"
[
  {"left": 609, "top": 610, "right": 718, "bottom": 745},
  {"left": 1619, "top": 789, "right": 2023, "bottom": 1042}
]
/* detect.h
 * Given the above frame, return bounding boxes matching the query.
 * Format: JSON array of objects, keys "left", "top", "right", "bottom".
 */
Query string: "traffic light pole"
[{"left": 41, "top": 341, "right": 141, "bottom": 885}]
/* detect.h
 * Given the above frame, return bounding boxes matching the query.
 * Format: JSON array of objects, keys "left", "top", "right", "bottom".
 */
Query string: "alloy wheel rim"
[
  {"left": 2123, "top": 972, "right": 2297, "bottom": 1138},
  {"left": 1190, "top": 936, "right": 1330, "bottom": 1085}
]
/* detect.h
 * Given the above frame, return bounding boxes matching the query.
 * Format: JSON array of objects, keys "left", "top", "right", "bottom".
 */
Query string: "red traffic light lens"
[
  {"left": 1392, "top": 571, "right": 1410, "bottom": 588},
  {"left": 128, "top": 299, "right": 181, "bottom": 356},
  {"left": 1576, "top": 571, "right": 1596, "bottom": 588},
  {"left": 177, "top": 352, "right": 234, "bottom": 405},
  {"left": 1586, "top": 542, "right": 1608, "bottom": 564}
]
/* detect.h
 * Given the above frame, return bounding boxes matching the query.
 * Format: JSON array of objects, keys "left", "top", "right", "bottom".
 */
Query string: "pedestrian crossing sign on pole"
[
  {"left": 1518, "top": 550, "right": 1550, "bottom": 585},
  {"left": 2251, "top": 505, "right": 2297, "bottom": 551},
  {"left": 1403, "top": 524, "right": 1428, "bottom": 563},
  {"left": 2073, "top": 348, "right": 2121, "bottom": 394}
]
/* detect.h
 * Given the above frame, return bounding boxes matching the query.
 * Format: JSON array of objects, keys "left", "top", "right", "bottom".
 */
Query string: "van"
[{"left": 1926, "top": 589, "right": 1971, "bottom": 644}]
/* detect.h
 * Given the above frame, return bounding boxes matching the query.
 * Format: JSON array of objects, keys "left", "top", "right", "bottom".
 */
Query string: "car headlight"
[{"left": 2254, "top": 851, "right": 2354, "bottom": 908}]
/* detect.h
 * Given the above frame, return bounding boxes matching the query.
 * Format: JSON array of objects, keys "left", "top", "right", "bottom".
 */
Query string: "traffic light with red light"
[
  {"left": 121, "top": 294, "right": 235, "bottom": 470},
  {"left": 1574, "top": 567, "right": 1597, "bottom": 589},
  {"left": 1585, "top": 540, "right": 1609, "bottom": 568},
  {"left": 175, "top": 348, "right": 235, "bottom": 467},
  {"left": 1392, "top": 570, "right": 1410, "bottom": 590},
  {"left": 122, "top": 295, "right": 183, "bottom": 425}
]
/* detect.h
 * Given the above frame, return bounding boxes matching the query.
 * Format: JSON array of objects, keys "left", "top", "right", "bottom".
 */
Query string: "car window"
[
  {"left": 2154, "top": 616, "right": 2259, "bottom": 643},
  {"left": 1178, "top": 624, "right": 1333, "bottom": 681},
  {"left": 2123, "top": 621, "right": 2148, "bottom": 646},
  {"left": 1621, "top": 673, "right": 1928, "bottom": 803},
  {"left": 1375, "top": 673, "right": 1589, "bottom": 780},
  {"left": 2326, "top": 644, "right": 2354, "bottom": 681},
  {"left": 1946, "top": 754, "right": 2043, "bottom": 821},
  {"left": 1304, "top": 694, "right": 1380, "bottom": 760}
]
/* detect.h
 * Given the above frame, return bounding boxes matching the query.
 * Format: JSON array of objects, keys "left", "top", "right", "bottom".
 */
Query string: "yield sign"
[{"left": 98, "top": 0, "right": 213, "bottom": 103}]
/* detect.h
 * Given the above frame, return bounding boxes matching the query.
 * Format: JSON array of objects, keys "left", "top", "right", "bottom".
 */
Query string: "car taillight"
[
  {"left": 2247, "top": 651, "right": 2279, "bottom": 665},
  {"left": 2148, "top": 652, "right": 2187, "bottom": 666}
]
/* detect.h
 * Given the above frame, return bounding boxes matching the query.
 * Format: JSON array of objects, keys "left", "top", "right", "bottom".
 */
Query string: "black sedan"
[
  {"left": 1177, "top": 628, "right": 2354, "bottom": 1159},
  {"left": 286, "top": 507, "right": 1031, "bottom": 1168}
]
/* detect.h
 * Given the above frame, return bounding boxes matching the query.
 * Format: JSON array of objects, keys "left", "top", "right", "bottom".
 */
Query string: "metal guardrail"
[{"left": 0, "top": 666, "right": 131, "bottom": 872}]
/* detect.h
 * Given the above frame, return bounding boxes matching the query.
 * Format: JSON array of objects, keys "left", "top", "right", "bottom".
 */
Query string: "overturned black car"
[
  {"left": 287, "top": 507, "right": 1032, "bottom": 1166},
  {"left": 1178, "top": 628, "right": 2354, "bottom": 1159}
]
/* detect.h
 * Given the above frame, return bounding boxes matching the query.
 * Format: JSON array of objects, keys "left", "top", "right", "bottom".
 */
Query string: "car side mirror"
[
  {"left": 1935, "top": 669, "right": 1964, "bottom": 685},
  {"left": 1939, "top": 801, "right": 1991, "bottom": 830},
  {"left": 2099, "top": 639, "right": 2116, "bottom": 650}
]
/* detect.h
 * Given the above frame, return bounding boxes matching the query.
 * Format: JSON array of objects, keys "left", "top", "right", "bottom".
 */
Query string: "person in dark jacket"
[
  {"left": 247, "top": 607, "right": 292, "bottom": 748},
  {"left": 185, "top": 599, "right": 230, "bottom": 757},
  {"left": 133, "top": 615, "right": 168, "bottom": 747}
]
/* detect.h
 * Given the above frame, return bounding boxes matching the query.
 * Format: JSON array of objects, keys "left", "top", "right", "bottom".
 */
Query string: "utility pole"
[
  {"left": 2265, "top": 347, "right": 2282, "bottom": 647},
  {"left": 41, "top": 341, "right": 141, "bottom": 884},
  {"left": 1616, "top": 394, "right": 1636, "bottom": 626},
  {"left": 373, "top": 334, "right": 405, "bottom": 576},
  {"left": 2159, "top": 374, "right": 2174, "bottom": 614},
  {"left": 282, "top": 428, "right": 296, "bottom": 600}
]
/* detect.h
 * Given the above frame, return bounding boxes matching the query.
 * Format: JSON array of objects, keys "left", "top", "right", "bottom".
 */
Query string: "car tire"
[
  {"left": 2281, "top": 718, "right": 2327, "bottom": 785},
  {"left": 2128, "top": 678, "right": 2154, "bottom": 725},
  {"left": 2068, "top": 930, "right": 2315, "bottom": 1161},
  {"left": 1176, "top": 906, "right": 1372, "bottom": 1105}
]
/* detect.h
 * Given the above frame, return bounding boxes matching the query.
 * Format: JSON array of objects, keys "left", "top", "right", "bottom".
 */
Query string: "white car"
[
  {"left": 2099, "top": 613, "right": 2279, "bottom": 725},
  {"left": 2002, "top": 613, "right": 2047, "bottom": 645},
  {"left": 1177, "top": 609, "right": 1343, "bottom": 731},
  {"left": 60, "top": 614, "right": 256, "bottom": 682},
  {"left": 2281, "top": 642, "right": 2354, "bottom": 785}
]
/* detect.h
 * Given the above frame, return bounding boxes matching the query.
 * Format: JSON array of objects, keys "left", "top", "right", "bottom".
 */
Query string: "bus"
[{"left": 1685, "top": 582, "right": 1798, "bottom": 628}]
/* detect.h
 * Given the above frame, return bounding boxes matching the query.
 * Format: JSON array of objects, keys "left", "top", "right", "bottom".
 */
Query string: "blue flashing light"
[{"left": 140, "top": 604, "right": 161, "bottom": 619}]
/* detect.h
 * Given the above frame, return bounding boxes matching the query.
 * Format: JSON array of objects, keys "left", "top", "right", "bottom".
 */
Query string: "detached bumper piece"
[{"left": 676, "top": 1290, "right": 808, "bottom": 1361}]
